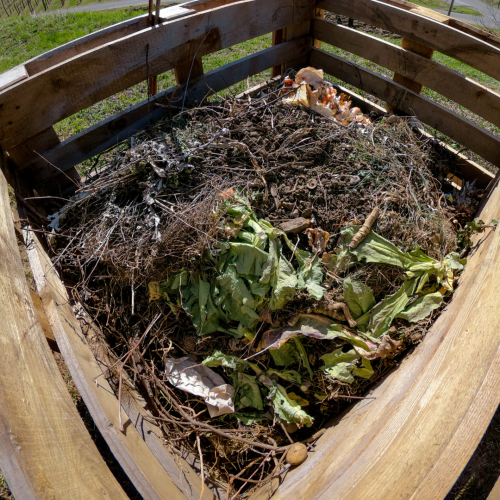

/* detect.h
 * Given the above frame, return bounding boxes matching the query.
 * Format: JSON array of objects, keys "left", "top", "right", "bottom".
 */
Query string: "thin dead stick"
[
  {"left": 196, "top": 436, "right": 206, "bottom": 500},
  {"left": 118, "top": 313, "right": 162, "bottom": 431},
  {"left": 154, "top": 375, "right": 288, "bottom": 452},
  {"left": 230, "top": 450, "right": 273, "bottom": 500}
]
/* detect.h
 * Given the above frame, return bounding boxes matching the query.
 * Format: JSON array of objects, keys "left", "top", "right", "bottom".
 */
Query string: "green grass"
[
  {"left": 0, "top": 8, "right": 149, "bottom": 72},
  {"left": 409, "top": 0, "right": 483, "bottom": 16}
]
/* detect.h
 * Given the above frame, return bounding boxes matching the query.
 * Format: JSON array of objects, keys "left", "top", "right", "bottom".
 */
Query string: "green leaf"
[
  {"left": 270, "top": 383, "right": 313, "bottom": 427},
  {"left": 365, "top": 279, "right": 418, "bottom": 337},
  {"left": 228, "top": 243, "right": 269, "bottom": 277},
  {"left": 324, "top": 363, "right": 355, "bottom": 383},
  {"left": 270, "top": 343, "right": 299, "bottom": 366},
  {"left": 396, "top": 291, "right": 443, "bottom": 322},
  {"left": 320, "top": 348, "right": 359, "bottom": 368},
  {"left": 352, "top": 357, "right": 374, "bottom": 379},
  {"left": 293, "top": 337, "right": 314, "bottom": 381},
  {"left": 232, "top": 372, "right": 264, "bottom": 410},
  {"left": 269, "top": 250, "right": 298, "bottom": 310},
  {"left": 288, "top": 392, "right": 309, "bottom": 406},
  {"left": 235, "top": 411, "right": 271, "bottom": 425},
  {"left": 342, "top": 226, "right": 412, "bottom": 268},
  {"left": 266, "top": 369, "right": 302, "bottom": 385},
  {"left": 343, "top": 277, "right": 376, "bottom": 319},
  {"left": 203, "top": 350, "right": 246, "bottom": 371}
]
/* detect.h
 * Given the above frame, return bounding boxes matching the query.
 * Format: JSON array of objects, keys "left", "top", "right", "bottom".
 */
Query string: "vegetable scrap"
[
  {"left": 44, "top": 71, "right": 492, "bottom": 498},
  {"left": 283, "top": 67, "right": 372, "bottom": 126}
]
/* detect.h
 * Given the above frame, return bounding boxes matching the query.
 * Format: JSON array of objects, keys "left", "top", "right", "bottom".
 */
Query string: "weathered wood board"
[{"left": 0, "top": 157, "right": 129, "bottom": 500}]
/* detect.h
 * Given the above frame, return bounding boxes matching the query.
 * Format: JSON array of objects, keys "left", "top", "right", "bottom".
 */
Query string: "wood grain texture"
[
  {"left": 318, "top": 0, "right": 500, "bottom": 82},
  {"left": 265, "top": 166, "right": 500, "bottom": 500},
  {"left": 310, "top": 48, "right": 500, "bottom": 182},
  {"left": 488, "top": 475, "right": 500, "bottom": 499},
  {"left": 26, "top": 37, "right": 311, "bottom": 183},
  {"left": 0, "top": 157, "right": 128, "bottom": 500},
  {"left": 74, "top": 305, "right": 214, "bottom": 500},
  {"left": 0, "top": 65, "right": 27, "bottom": 92},
  {"left": 7, "top": 127, "right": 81, "bottom": 196},
  {"left": 0, "top": 0, "right": 314, "bottom": 151},
  {"left": 21, "top": 224, "right": 191, "bottom": 500},
  {"left": 312, "top": 20, "right": 500, "bottom": 129}
]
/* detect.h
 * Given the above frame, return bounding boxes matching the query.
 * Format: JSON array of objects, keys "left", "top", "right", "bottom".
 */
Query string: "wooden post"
[
  {"left": 388, "top": 37, "right": 434, "bottom": 111},
  {"left": 271, "top": 7, "right": 323, "bottom": 77}
]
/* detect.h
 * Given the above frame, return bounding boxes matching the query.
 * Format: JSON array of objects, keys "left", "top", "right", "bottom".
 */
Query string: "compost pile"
[{"left": 48, "top": 71, "right": 483, "bottom": 498}]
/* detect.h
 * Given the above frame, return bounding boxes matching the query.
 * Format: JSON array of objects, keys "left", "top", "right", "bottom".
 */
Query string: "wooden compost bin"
[{"left": 1, "top": 0, "right": 500, "bottom": 498}]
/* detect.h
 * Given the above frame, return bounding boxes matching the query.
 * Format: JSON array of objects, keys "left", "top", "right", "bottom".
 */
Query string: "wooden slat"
[
  {"left": 310, "top": 48, "right": 500, "bottom": 183},
  {"left": 312, "top": 20, "right": 500, "bottom": 129},
  {"left": 318, "top": 0, "right": 500, "bottom": 83},
  {"left": 265, "top": 161, "right": 500, "bottom": 500},
  {"left": 75, "top": 304, "right": 212, "bottom": 500},
  {"left": 24, "top": 37, "right": 311, "bottom": 184},
  {"left": 0, "top": 155, "right": 129, "bottom": 500},
  {"left": 21, "top": 222, "right": 193, "bottom": 500},
  {"left": 0, "top": 0, "right": 314, "bottom": 152},
  {"left": 7, "top": 126, "right": 81, "bottom": 195},
  {"left": 0, "top": 65, "right": 27, "bottom": 92},
  {"left": 24, "top": 17, "right": 150, "bottom": 76},
  {"left": 376, "top": 0, "right": 500, "bottom": 49}
]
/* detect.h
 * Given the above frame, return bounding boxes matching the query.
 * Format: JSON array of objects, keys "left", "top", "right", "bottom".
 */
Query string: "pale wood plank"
[
  {"left": 312, "top": 20, "right": 500, "bottom": 129},
  {"left": 0, "top": 0, "right": 314, "bottom": 151},
  {"left": 318, "top": 0, "right": 500, "bottom": 82},
  {"left": 21, "top": 221, "right": 191, "bottom": 500},
  {"left": 0, "top": 65, "right": 27, "bottom": 92},
  {"left": 0, "top": 155, "right": 129, "bottom": 500},
  {"left": 24, "top": 37, "right": 311, "bottom": 184},
  {"left": 75, "top": 305, "right": 213, "bottom": 500},
  {"left": 266, "top": 165, "right": 500, "bottom": 500},
  {"left": 309, "top": 48, "right": 500, "bottom": 183}
]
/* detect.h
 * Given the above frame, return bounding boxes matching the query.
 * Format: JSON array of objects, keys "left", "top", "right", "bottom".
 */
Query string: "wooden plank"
[
  {"left": 392, "top": 37, "right": 433, "bottom": 95},
  {"left": 0, "top": 0, "right": 315, "bottom": 151},
  {"left": 309, "top": 48, "right": 500, "bottom": 184},
  {"left": 271, "top": 29, "right": 285, "bottom": 77},
  {"left": 0, "top": 155, "right": 129, "bottom": 500},
  {"left": 24, "top": 17, "right": 150, "bottom": 76},
  {"left": 25, "top": 37, "right": 311, "bottom": 183},
  {"left": 266, "top": 165, "right": 500, "bottom": 500},
  {"left": 317, "top": 0, "right": 500, "bottom": 82},
  {"left": 75, "top": 304, "right": 213, "bottom": 500},
  {"left": 21, "top": 221, "right": 192, "bottom": 500},
  {"left": 7, "top": 126, "right": 81, "bottom": 196},
  {"left": 312, "top": 20, "right": 500, "bottom": 130},
  {"left": 0, "top": 65, "right": 27, "bottom": 92},
  {"left": 376, "top": 0, "right": 500, "bottom": 49}
]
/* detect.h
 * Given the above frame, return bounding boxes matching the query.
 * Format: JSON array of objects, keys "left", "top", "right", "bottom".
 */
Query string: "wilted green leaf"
[
  {"left": 235, "top": 411, "right": 271, "bottom": 425},
  {"left": 320, "top": 348, "right": 359, "bottom": 368},
  {"left": 343, "top": 277, "right": 376, "bottom": 319},
  {"left": 396, "top": 291, "right": 443, "bottom": 322},
  {"left": 270, "top": 342, "right": 299, "bottom": 366},
  {"left": 232, "top": 372, "right": 264, "bottom": 410},
  {"left": 324, "top": 363, "right": 355, "bottom": 383},
  {"left": 352, "top": 357, "right": 374, "bottom": 379},
  {"left": 293, "top": 337, "right": 314, "bottom": 381},
  {"left": 267, "top": 369, "right": 302, "bottom": 385},
  {"left": 364, "top": 279, "right": 418, "bottom": 338},
  {"left": 270, "top": 383, "right": 313, "bottom": 427},
  {"left": 203, "top": 350, "right": 246, "bottom": 371}
]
